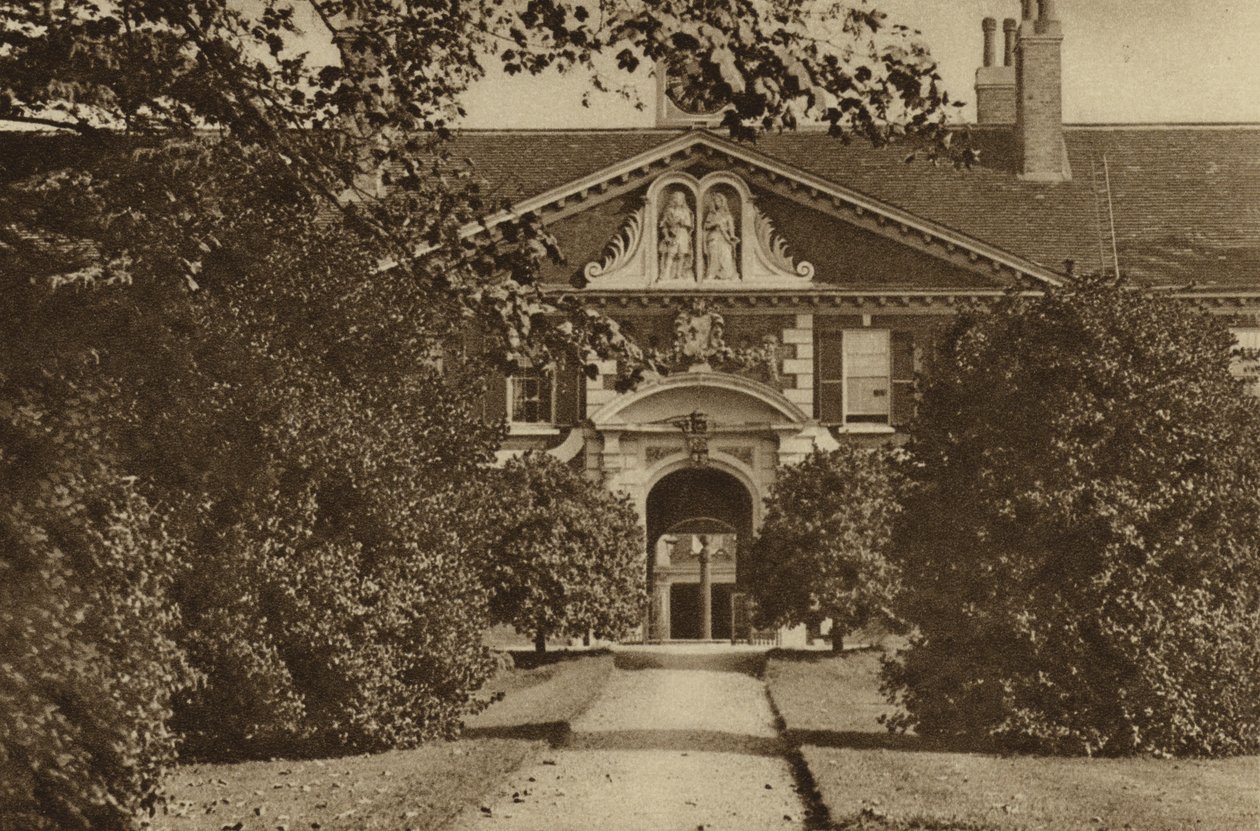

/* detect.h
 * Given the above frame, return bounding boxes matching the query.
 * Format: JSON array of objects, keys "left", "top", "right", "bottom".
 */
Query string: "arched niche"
[{"left": 584, "top": 171, "right": 815, "bottom": 288}]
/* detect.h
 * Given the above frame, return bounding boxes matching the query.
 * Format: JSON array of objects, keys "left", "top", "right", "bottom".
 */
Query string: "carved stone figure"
[
  {"left": 702, "top": 192, "right": 739, "bottom": 280},
  {"left": 657, "top": 190, "right": 694, "bottom": 282}
]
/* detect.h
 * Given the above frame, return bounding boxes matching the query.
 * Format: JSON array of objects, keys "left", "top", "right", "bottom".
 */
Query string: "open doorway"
[{"left": 646, "top": 467, "right": 752, "bottom": 641}]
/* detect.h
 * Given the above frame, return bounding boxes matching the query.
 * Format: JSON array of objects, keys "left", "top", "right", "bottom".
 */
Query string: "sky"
[{"left": 457, "top": 0, "right": 1260, "bottom": 128}]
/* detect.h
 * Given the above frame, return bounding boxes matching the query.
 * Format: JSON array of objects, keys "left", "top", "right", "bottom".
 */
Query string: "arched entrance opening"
[{"left": 646, "top": 467, "right": 753, "bottom": 641}]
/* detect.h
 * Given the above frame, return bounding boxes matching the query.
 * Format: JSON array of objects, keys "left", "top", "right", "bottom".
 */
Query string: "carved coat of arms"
[{"left": 672, "top": 300, "right": 727, "bottom": 367}]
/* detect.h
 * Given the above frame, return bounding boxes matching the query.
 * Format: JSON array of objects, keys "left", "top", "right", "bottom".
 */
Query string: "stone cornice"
[
  {"left": 536, "top": 134, "right": 1062, "bottom": 289},
  {"left": 1170, "top": 292, "right": 1260, "bottom": 308},
  {"left": 548, "top": 288, "right": 1260, "bottom": 312},
  {"left": 554, "top": 288, "right": 1022, "bottom": 311},
  {"left": 388, "top": 131, "right": 1065, "bottom": 288}
]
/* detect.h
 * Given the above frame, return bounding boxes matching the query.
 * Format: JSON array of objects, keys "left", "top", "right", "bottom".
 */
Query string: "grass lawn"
[
  {"left": 765, "top": 649, "right": 1260, "bottom": 831},
  {"left": 156, "top": 650, "right": 613, "bottom": 831}
]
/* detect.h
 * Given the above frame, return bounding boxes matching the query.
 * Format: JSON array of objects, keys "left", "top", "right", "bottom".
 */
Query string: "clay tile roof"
[
  {"left": 5, "top": 126, "right": 1256, "bottom": 290},
  {"left": 450, "top": 126, "right": 1260, "bottom": 290},
  {"left": 447, "top": 130, "right": 685, "bottom": 204}
]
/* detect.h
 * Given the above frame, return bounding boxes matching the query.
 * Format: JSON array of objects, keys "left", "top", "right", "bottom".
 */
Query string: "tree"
[
  {"left": 745, "top": 446, "right": 902, "bottom": 651},
  {"left": 1, "top": 0, "right": 964, "bottom": 376},
  {"left": 132, "top": 166, "right": 509, "bottom": 758},
  {"left": 1, "top": 375, "right": 191, "bottom": 831},
  {"left": 885, "top": 274, "right": 1260, "bottom": 757},
  {"left": 482, "top": 452, "right": 646, "bottom": 652},
  {"left": 0, "top": 1, "right": 959, "bottom": 824},
  {"left": 0, "top": 141, "right": 511, "bottom": 769}
]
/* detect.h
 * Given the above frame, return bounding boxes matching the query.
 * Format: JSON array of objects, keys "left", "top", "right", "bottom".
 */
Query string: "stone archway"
[{"left": 646, "top": 467, "right": 753, "bottom": 641}]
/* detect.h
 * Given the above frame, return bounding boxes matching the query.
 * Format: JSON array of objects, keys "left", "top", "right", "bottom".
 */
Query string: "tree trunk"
[
  {"left": 534, "top": 631, "right": 546, "bottom": 654},
  {"left": 831, "top": 631, "right": 844, "bottom": 653}
]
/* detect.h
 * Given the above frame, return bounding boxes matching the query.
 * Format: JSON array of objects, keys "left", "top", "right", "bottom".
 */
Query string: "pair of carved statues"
[{"left": 658, "top": 191, "right": 739, "bottom": 282}]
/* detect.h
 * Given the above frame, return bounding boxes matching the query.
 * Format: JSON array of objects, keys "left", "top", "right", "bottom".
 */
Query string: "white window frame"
[
  {"left": 1230, "top": 327, "right": 1260, "bottom": 396},
  {"left": 507, "top": 366, "right": 558, "bottom": 432},
  {"left": 842, "top": 329, "right": 892, "bottom": 427}
]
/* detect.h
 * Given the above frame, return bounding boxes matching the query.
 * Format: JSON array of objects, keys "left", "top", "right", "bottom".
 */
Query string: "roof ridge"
[
  {"left": 450, "top": 127, "right": 686, "bottom": 135},
  {"left": 1063, "top": 122, "right": 1260, "bottom": 131}
]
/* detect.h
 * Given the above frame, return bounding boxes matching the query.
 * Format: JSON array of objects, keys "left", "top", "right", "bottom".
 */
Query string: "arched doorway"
[{"left": 646, "top": 467, "right": 753, "bottom": 641}]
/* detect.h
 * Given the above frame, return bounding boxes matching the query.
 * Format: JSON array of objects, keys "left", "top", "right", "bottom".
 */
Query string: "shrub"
[
  {"left": 745, "top": 446, "right": 902, "bottom": 651},
  {"left": 885, "top": 275, "right": 1260, "bottom": 757},
  {"left": 1, "top": 387, "right": 190, "bottom": 831},
  {"left": 173, "top": 485, "right": 496, "bottom": 759},
  {"left": 481, "top": 452, "right": 646, "bottom": 652},
  {"left": 171, "top": 362, "right": 502, "bottom": 758},
  {"left": 85, "top": 177, "right": 509, "bottom": 759}
]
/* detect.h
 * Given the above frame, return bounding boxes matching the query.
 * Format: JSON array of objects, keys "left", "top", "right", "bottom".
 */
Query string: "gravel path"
[{"left": 450, "top": 647, "right": 808, "bottom": 831}]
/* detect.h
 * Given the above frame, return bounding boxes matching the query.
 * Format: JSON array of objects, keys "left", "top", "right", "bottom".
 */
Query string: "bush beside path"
[
  {"left": 765, "top": 649, "right": 1260, "bottom": 831},
  {"left": 156, "top": 651, "right": 614, "bottom": 831}
]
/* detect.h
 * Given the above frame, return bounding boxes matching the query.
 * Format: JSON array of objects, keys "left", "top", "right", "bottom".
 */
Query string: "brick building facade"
[{"left": 460, "top": 3, "right": 1260, "bottom": 642}]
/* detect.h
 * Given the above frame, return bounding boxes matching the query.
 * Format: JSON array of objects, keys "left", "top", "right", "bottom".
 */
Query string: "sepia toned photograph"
[{"left": 1, "top": 1, "right": 1257, "bottom": 829}]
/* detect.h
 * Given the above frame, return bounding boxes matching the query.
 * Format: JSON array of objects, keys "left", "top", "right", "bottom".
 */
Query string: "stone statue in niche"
[
  {"left": 702, "top": 192, "right": 740, "bottom": 280},
  {"left": 657, "top": 190, "right": 695, "bottom": 282}
]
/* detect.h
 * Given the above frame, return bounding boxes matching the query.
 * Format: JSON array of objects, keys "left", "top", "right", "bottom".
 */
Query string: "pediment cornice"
[
  {"left": 502, "top": 131, "right": 1065, "bottom": 289},
  {"left": 388, "top": 130, "right": 1065, "bottom": 287},
  {"left": 568, "top": 288, "right": 1029, "bottom": 310}
]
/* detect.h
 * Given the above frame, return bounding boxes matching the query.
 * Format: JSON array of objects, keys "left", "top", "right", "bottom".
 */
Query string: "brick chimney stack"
[
  {"left": 975, "top": 17, "right": 1017, "bottom": 125},
  {"left": 1016, "top": 0, "right": 1071, "bottom": 181}
]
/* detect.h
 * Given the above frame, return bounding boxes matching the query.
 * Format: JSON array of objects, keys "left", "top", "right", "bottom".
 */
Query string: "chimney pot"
[
  {"left": 1022, "top": 0, "right": 1036, "bottom": 21},
  {"left": 982, "top": 17, "right": 997, "bottom": 67},
  {"left": 1003, "top": 18, "right": 1018, "bottom": 66},
  {"left": 1034, "top": 0, "right": 1062, "bottom": 35},
  {"left": 975, "top": 16, "right": 1016, "bottom": 125}
]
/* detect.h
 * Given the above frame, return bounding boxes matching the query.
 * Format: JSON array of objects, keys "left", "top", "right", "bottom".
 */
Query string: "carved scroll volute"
[
  {"left": 584, "top": 206, "right": 645, "bottom": 282},
  {"left": 580, "top": 171, "right": 814, "bottom": 288},
  {"left": 751, "top": 208, "right": 816, "bottom": 280}
]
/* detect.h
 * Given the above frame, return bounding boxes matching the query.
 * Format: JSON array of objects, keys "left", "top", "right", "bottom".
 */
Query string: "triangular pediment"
[
  {"left": 501, "top": 131, "right": 1063, "bottom": 291},
  {"left": 574, "top": 169, "right": 819, "bottom": 290}
]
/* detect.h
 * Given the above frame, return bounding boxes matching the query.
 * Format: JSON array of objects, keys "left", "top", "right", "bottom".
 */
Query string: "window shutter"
[
  {"left": 553, "top": 355, "right": 583, "bottom": 425},
  {"left": 463, "top": 327, "right": 507, "bottom": 424},
  {"left": 484, "top": 370, "right": 507, "bottom": 423},
  {"left": 891, "top": 330, "right": 915, "bottom": 427},
  {"left": 439, "top": 334, "right": 461, "bottom": 377},
  {"left": 816, "top": 329, "right": 844, "bottom": 423}
]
